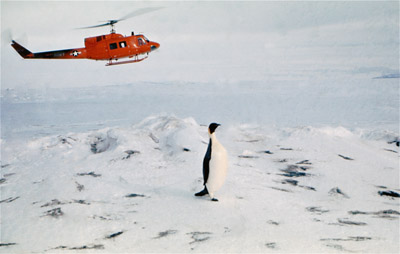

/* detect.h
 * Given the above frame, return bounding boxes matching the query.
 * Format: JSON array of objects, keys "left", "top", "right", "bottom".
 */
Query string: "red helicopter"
[{"left": 11, "top": 8, "right": 160, "bottom": 66}]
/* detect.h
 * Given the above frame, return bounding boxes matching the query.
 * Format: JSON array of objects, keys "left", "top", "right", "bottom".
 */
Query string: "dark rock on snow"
[
  {"left": 296, "top": 160, "right": 312, "bottom": 165},
  {"left": 154, "top": 230, "right": 178, "bottom": 239},
  {"left": 106, "top": 231, "right": 124, "bottom": 239},
  {"left": 337, "top": 218, "right": 367, "bottom": 226},
  {"left": 56, "top": 244, "right": 105, "bottom": 250},
  {"left": 187, "top": 232, "right": 212, "bottom": 244},
  {"left": 329, "top": 187, "right": 350, "bottom": 198},
  {"left": 306, "top": 206, "right": 329, "bottom": 214},
  {"left": 123, "top": 150, "right": 140, "bottom": 159},
  {"left": 0, "top": 197, "right": 20, "bottom": 203},
  {"left": 378, "top": 190, "right": 400, "bottom": 198},
  {"left": 265, "top": 242, "right": 277, "bottom": 249},
  {"left": 76, "top": 172, "right": 101, "bottom": 177},
  {"left": 261, "top": 150, "right": 273, "bottom": 154},
  {"left": 125, "top": 193, "right": 146, "bottom": 198},
  {"left": 0, "top": 243, "right": 17, "bottom": 247},
  {"left": 44, "top": 207, "right": 64, "bottom": 218},
  {"left": 279, "top": 165, "right": 311, "bottom": 177},
  {"left": 338, "top": 154, "right": 354, "bottom": 160}
]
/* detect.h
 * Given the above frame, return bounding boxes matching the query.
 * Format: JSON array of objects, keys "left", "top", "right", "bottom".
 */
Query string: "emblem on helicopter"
[{"left": 71, "top": 50, "right": 81, "bottom": 57}]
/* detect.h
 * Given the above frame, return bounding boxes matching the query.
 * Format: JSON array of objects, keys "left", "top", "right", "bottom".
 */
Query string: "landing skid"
[{"left": 106, "top": 55, "right": 148, "bottom": 66}]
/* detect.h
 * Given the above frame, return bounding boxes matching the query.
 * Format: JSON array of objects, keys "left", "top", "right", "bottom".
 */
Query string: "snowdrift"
[{"left": 1, "top": 115, "right": 399, "bottom": 253}]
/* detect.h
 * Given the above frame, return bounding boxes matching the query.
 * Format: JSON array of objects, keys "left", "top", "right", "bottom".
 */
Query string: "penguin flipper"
[{"left": 202, "top": 140, "right": 212, "bottom": 185}]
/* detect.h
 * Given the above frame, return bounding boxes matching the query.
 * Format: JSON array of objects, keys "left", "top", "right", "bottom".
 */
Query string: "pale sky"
[{"left": 1, "top": 0, "right": 399, "bottom": 88}]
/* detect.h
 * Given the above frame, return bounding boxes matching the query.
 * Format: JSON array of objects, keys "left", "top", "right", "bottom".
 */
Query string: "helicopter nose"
[{"left": 151, "top": 42, "right": 160, "bottom": 51}]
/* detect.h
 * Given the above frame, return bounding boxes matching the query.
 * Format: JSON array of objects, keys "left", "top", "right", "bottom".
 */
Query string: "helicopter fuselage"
[{"left": 11, "top": 32, "right": 160, "bottom": 65}]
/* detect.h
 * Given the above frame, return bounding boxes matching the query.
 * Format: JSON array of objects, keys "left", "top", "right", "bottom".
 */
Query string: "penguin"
[{"left": 195, "top": 123, "right": 228, "bottom": 201}]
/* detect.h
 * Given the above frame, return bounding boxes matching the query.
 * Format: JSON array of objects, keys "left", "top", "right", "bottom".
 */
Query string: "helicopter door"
[{"left": 108, "top": 41, "right": 128, "bottom": 59}]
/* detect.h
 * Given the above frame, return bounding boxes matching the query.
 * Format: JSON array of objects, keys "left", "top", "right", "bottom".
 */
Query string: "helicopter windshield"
[{"left": 138, "top": 37, "right": 147, "bottom": 46}]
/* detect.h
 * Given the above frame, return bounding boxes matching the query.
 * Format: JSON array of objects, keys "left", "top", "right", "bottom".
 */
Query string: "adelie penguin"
[{"left": 195, "top": 123, "right": 228, "bottom": 201}]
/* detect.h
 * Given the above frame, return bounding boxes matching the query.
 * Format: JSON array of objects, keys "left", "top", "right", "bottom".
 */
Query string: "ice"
[
  {"left": 2, "top": 1, "right": 399, "bottom": 251},
  {"left": 1, "top": 78, "right": 398, "bottom": 141},
  {"left": 0, "top": 78, "right": 399, "bottom": 253},
  {"left": 1, "top": 112, "right": 399, "bottom": 253}
]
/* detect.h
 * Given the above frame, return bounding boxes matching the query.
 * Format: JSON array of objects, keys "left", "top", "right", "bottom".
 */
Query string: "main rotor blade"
[
  {"left": 77, "top": 7, "right": 164, "bottom": 30},
  {"left": 119, "top": 7, "right": 164, "bottom": 21},
  {"left": 78, "top": 23, "right": 112, "bottom": 29}
]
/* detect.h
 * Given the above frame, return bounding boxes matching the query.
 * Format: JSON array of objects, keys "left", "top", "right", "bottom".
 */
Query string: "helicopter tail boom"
[{"left": 11, "top": 40, "right": 87, "bottom": 59}]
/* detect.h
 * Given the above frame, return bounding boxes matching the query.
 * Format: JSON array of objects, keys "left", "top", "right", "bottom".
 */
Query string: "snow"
[
  {"left": 1, "top": 77, "right": 398, "bottom": 141},
  {"left": 1, "top": 80, "right": 399, "bottom": 253},
  {"left": 1, "top": 1, "right": 399, "bottom": 252}
]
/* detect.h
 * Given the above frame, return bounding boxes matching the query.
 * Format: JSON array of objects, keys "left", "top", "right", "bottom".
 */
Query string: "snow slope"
[{"left": 1, "top": 115, "right": 399, "bottom": 253}]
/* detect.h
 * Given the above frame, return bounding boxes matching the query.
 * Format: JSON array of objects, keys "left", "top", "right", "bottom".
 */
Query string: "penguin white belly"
[{"left": 206, "top": 142, "right": 228, "bottom": 196}]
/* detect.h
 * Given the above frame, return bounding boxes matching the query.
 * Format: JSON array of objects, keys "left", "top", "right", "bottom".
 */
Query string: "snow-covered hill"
[{"left": 1, "top": 115, "right": 399, "bottom": 253}]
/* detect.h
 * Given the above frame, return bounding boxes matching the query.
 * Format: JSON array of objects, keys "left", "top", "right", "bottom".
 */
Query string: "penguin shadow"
[
  {"left": 191, "top": 178, "right": 244, "bottom": 203},
  {"left": 153, "top": 183, "right": 206, "bottom": 203},
  {"left": 153, "top": 183, "right": 233, "bottom": 207},
  {"left": 192, "top": 178, "right": 223, "bottom": 202}
]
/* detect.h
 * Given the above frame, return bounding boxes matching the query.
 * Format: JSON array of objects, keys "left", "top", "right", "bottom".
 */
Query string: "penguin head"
[{"left": 208, "top": 123, "right": 221, "bottom": 135}]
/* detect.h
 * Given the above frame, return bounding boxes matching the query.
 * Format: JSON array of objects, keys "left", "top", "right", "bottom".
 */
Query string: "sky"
[{"left": 1, "top": 0, "right": 399, "bottom": 89}]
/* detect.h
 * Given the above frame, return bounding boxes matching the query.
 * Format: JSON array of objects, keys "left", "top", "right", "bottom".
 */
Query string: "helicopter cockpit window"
[
  {"left": 119, "top": 41, "right": 127, "bottom": 48},
  {"left": 138, "top": 38, "right": 146, "bottom": 46},
  {"left": 110, "top": 43, "right": 118, "bottom": 50}
]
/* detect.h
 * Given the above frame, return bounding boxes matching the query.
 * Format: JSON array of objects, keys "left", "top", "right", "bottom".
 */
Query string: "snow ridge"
[{"left": 1, "top": 115, "right": 399, "bottom": 253}]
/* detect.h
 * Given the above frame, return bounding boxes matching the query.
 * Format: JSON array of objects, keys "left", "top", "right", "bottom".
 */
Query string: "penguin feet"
[
  {"left": 194, "top": 187, "right": 209, "bottom": 197},
  {"left": 211, "top": 198, "right": 219, "bottom": 202}
]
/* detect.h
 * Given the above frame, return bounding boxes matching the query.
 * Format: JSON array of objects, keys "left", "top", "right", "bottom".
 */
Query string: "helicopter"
[{"left": 11, "top": 8, "right": 160, "bottom": 66}]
